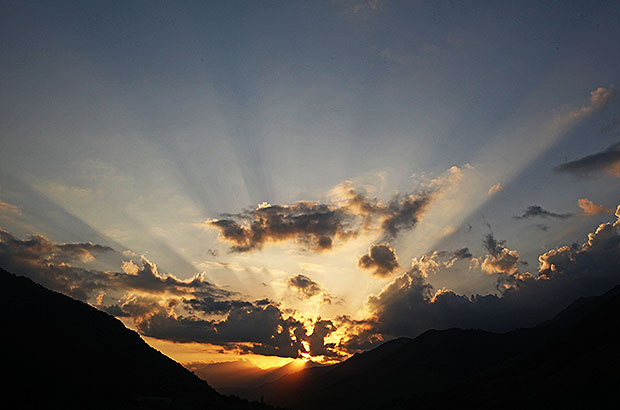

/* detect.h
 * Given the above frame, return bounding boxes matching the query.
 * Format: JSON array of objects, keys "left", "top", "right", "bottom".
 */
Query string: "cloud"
[
  {"left": 534, "top": 224, "right": 550, "bottom": 232},
  {"left": 306, "top": 319, "right": 339, "bottom": 358},
  {"left": 555, "top": 142, "right": 620, "bottom": 178},
  {"left": 358, "top": 244, "right": 399, "bottom": 276},
  {"left": 555, "top": 87, "right": 615, "bottom": 125},
  {"left": 123, "top": 295, "right": 343, "bottom": 359},
  {"left": 578, "top": 198, "right": 614, "bottom": 215},
  {"left": 0, "top": 227, "right": 341, "bottom": 360},
  {"left": 207, "top": 167, "right": 468, "bottom": 254},
  {"left": 0, "top": 228, "right": 234, "bottom": 302},
  {"left": 590, "top": 87, "right": 616, "bottom": 109},
  {"left": 205, "top": 202, "right": 359, "bottom": 252},
  {"left": 287, "top": 274, "right": 332, "bottom": 303},
  {"left": 0, "top": 200, "right": 22, "bottom": 215},
  {"left": 452, "top": 247, "right": 473, "bottom": 260},
  {"left": 514, "top": 205, "right": 573, "bottom": 220},
  {"left": 480, "top": 234, "right": 520, "bottom": 275},
  {"left": 206, "top": 184, "right": 440, "bottom": 253},
  {"left": 127, "top": 298, "right": 306, "bottom": 358},
  {"left": 337, "top": 207, "right": 620, "bottom": 352},
  {"left": 380, "top": 195, "right": 431, "bottom": 240},
  {"left": 487, "top": 183, "right": 503, "bottom": 196},
  {"left": 0, "top": 229, "right": 113, "bottom": 266}
]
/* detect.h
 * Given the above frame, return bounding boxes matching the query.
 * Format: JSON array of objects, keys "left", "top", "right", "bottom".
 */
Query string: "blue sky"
[{"left": 2, "top": 0, "right": 620, "bottom": 365}]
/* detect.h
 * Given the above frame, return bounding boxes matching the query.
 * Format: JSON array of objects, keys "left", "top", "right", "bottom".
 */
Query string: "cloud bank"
[
  {"left": 336, "top": 206, "right": 620, "bottom": 352},
  {"left": 0, "top": 228, "right": 340, "bottom": 360}
]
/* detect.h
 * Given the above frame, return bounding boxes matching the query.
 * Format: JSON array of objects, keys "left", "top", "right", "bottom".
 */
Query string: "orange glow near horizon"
[{"left": 143, "top": 336, "right": 307, "bottom": 370}]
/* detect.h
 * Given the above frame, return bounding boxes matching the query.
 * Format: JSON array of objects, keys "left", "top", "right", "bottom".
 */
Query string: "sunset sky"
[{"left": 2, "top": 0, "right": 620, "bottom": 368}]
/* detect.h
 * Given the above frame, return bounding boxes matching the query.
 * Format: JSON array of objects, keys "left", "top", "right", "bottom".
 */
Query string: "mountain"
[
  {"left": 259, "top": 283, "right": 620, "bottom": 409},
  {"left": 0, "top": 267, "right": 276, "bottom": 410},
  {"left": 186, "top": 359, "right": 323, "bottom": 400}
]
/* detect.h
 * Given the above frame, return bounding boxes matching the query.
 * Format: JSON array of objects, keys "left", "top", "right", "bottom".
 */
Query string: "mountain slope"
[
  {"left": 260, "top": 283, "right": 620, "bottom": 409},
  {"left": 1, "top": 267, "right": 275, "bottom": 409}
]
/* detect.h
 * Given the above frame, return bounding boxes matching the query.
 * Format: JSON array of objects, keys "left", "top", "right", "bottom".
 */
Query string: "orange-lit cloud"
[
  {"left": 487, "top": 183, "right": 502, "bottom": 196},
  {"left": 578, "top": 198, "right": 614, "bottom": 215},
  {"left": 479, "top": 233, "right": 521, "bottom": 275},
  {"left": 0, "top": 200, "right": 22, "bottom": 215}
]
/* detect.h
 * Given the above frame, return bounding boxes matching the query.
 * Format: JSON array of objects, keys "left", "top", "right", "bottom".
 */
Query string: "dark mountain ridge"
[
  {"left": 1, "top": 267, "right": 275, "bottom": 409},
  {"left": 259, "top": 282, "right": 620, "bottom": 409}
]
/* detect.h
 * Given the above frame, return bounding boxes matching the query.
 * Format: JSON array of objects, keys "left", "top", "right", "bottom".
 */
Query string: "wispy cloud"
[
  {"left": 0, "top": 200, "right": 22, "bottom": 216},
  {"left": 514, "top": 205, "right": 573, "bottom": 220},
  {"left": 487, "top": 183, "right": 503, "bottom": 196}
]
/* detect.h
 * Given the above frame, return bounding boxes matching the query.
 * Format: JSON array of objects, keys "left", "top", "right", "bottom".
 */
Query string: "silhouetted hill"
[
  {"left": 260, "top": 283, "right": 620, "bottom": 409},
  {"left": 1, "top": 267, "right": 276, "bottom": 410}
]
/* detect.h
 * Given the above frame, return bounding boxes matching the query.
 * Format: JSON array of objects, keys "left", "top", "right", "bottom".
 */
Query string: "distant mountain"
[
  {"left": 259, "top": 283, "right": 620, "bottom": 409},
  {"left": 187, "top": 359, "right": 323, "bottom": 400},
  {"left": 1, "top": 267, "right": 276, "bottom": 410}
]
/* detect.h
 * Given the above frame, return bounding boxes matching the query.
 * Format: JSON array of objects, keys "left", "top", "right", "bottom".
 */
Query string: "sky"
[{"left": 1, "top": 0, "right": 620, "bottom": 368}]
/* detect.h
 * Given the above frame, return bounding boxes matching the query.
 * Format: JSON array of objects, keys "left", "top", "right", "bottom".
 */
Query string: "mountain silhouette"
[
  {"left": 1, "top": 267, "right": 276, "bottom": 409},
  {"left": 259, "top": 283, "right": 620, "bottom": 409}
]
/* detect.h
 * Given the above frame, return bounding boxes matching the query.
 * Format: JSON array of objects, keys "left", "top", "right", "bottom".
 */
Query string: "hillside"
[{"left": 1, "top": 267, "right": 275, "bottom": 410}]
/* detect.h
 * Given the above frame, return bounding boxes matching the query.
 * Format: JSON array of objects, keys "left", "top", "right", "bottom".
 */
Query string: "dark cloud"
[
  {"left": 0, "top": 227, "right": 340, "bottom": 360},
  {"left": 452, "top": 247, "right": 472, "bottom": 260},
  {"left": 185, "top": 297, "right": 253, "bottom": 315},
  {"left": 124, "top": 296, "right": 343, "bottom": 359},
  {"left": 0, "top": 228, "right": 230, "bottom": 302},
  {"left": 287, "top": 274, "right": 326, "bottom": 299},
  {"left": 306, "top": 319, "right": 339, "bottom": 358},
  {"left": 0, "top": 229, "right": 114, "bottom": 300},
  {"left": 286, "top": 274, "right": 334, "bottom": 305},
  {"left": 514, "top": 205, "right": 573, "bottom": 220},
  {"left": 358, "top": 244, "right": 399, "bottom": 276},
  {"left": 128, "top": 299, "right": 306, "bottom": 358},
  {"left": 380, "top": 194, "right": 431, "bottom": 240},
  {"left": 206, "top": 182, "right": 437, "bottom": 253},
  {"left": 206, "top": 202, "right": 358, "bottom": 252},
  {"left": 534, "top": 224, "right": 550, "bottom": 231},
  {"left": 554, "top": 142, "right": 620, "bottom": 178},
  {"left": 0, "top": 229, "right": 113, "bottom": 265},
  {"left": 338, "top": 208, "right": 620, "bottom": 353}
]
